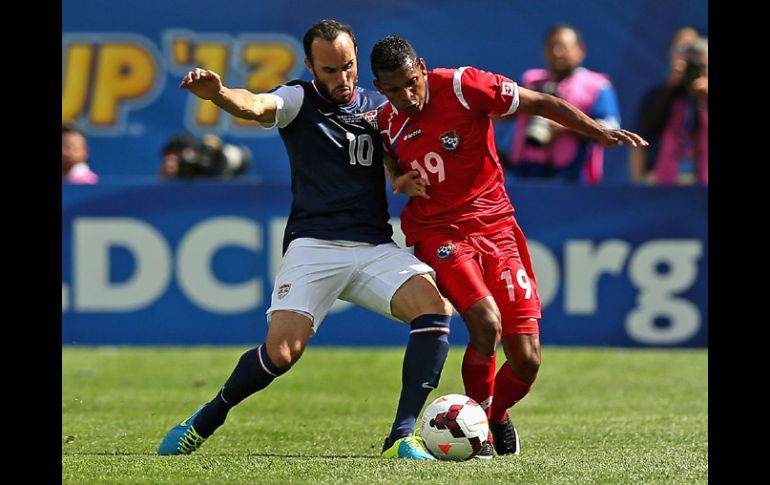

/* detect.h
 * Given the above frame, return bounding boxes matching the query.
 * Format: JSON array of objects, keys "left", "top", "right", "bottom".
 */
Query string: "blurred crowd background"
[{"left": 62, "top": 0, "right": 707, "bottom": 187}]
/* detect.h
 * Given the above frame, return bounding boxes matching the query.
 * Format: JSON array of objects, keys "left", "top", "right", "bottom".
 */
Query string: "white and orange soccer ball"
[{"left": 419, "top": 393, "right": 489, "bottom": 461}]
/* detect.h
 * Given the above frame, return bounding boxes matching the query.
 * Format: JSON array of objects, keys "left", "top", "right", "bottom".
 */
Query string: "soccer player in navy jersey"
[
  {"left": 158, "top": 20, "right": 454, "bottom": 460},
  {"left": 371, "top": 35, "right": 647, "bottom": 457}
]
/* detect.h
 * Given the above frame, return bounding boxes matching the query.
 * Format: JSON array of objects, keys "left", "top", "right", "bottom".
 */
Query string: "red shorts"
[{"left": 414, "top": 224, "right": 541, "bottom": 336}]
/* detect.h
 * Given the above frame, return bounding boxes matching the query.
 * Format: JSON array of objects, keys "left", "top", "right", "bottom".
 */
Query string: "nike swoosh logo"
[
  {"left": 179, "top": 414, "right": 194, "bottom": 427},
  {"left": 421, "top": 382, "right": 436, "bottom": 389}
]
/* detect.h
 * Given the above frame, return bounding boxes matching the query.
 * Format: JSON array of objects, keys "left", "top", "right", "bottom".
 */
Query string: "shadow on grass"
[
  {"left": 246, "top": 452, "right": 379, "bottom": 459},
  {"left": 63, "top": 452, "right": 381, "bottom": 459}
]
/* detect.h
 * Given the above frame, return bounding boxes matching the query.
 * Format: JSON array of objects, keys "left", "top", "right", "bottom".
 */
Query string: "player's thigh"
[
  {"left": 390, "top": 273, "right": 452, "bottom": 323},
  {"left": 481, "top": 230, "right": 542, "bottom": 330},
  {"left": 415, "top": 238, "right": 491, "bottom": 317},
  {"left": 267, "top": 238, "right": 355, "bottom": 333},
  {"left": 339, "top": 242, "right": 440, "bottom": 322}
]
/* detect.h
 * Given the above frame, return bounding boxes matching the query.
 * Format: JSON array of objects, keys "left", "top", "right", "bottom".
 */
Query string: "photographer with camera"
[
  {"left": 505, "top": 25, "right": 622, "bottom": 184},
  {"left": 629, "top": 29, "right": 708, "bottom": 185},
  {"left": 158, "top": 132, "right": 252, "bottom": 179}
]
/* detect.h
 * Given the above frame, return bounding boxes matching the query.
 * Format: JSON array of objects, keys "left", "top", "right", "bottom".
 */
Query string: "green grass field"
[{"left": 62, "top": 346, "right": 707, "bottom": 484}]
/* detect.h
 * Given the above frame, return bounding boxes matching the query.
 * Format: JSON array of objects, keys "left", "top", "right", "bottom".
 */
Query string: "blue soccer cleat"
[
  {"left": 157, "top": 406, "right": 207, "bottom": 455},
  {"left": 381, "top": 435, "right": 436, "bottom": 460}
]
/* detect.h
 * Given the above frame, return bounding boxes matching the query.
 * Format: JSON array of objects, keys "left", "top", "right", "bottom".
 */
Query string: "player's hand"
[
  {"left": 179, "top": 68, "right": 223, "bottom": 100},
  {"left": 393, "top": 170, "right": 430, "bottom": 199},
  {"left": 598, "top": 129, "right": 649, "bottom": 148}
]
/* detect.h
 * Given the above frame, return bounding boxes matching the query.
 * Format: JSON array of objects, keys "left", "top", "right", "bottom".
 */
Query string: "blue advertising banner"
[
  {"left": 62, "top": 182, "right": 707, "bottom": 347},
  {"left": 62, "top": 0, "right": 707, "bottom": 184}
]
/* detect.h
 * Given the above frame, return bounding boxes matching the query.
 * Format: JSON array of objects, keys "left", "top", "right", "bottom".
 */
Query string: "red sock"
[
  {"left": 461, "top": 344, "right": 496, "bottom": 417},
  {"left": 489, "top": 361, "right": 534, "bottom": 423}
]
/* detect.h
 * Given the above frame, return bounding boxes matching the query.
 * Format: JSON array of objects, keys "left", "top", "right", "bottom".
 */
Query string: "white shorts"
[{"left": 267, "top": 238, "right": 435, "bottom": 333}]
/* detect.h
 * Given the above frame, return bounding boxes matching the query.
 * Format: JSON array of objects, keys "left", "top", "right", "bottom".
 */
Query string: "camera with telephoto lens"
[
  {"left": 681, "top": 37, "right": 708, "bottom": 87},
  {"left": 525, "top": 115, "right": 554, "bottom": 147},
  {"left": 683, "top": 59, "right": 705, "bottom": 86},
  {"left": 177, "top": 134, "right": 252, "bottom": 178},
  {"left": 524, "top": 81, "right": 558, "bottom": 147}
]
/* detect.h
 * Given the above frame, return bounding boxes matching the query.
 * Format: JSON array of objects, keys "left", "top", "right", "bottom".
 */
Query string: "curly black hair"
[{"left": 370, "top": 35, "right": 418, "bottom": 78}]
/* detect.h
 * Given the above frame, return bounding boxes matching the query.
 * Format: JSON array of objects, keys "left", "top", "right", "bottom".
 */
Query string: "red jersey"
[{"left": 379, "top": 67, "right": 520, "bottom": 247}]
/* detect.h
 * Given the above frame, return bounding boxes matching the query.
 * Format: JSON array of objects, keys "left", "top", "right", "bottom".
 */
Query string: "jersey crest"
[
  {"left": 439, "top": 130, "right": 461, "bottom": 151},
  {"left": 362, "top": 109, "right": 379, "bottom": 129},
  {"left": 277, "top": 283, "right": 291, "bottom": 299},
  {"left": 437, "top": 243, "right": 456, "bottom": 259}
]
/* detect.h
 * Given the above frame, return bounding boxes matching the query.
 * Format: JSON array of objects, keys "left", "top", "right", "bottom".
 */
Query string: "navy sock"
[
  {"left": 193, "top": 344, "right": 287, "bottom": 438},
  {"left": 388, "top": 314, "right": 451, "bottom": 442}
]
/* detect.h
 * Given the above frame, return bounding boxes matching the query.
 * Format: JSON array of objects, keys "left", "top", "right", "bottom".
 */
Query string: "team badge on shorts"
[
  {"left": 437, "top": 243, "right": 456, "bottom": 259},
  {"left": 439, "top": 130, "right": 461, "bottom": 151},
  {"left": 277, "top": 283, "right": 291, "bottom": 299}
]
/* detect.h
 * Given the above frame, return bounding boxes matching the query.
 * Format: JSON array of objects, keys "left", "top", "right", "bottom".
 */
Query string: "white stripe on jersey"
[
  {"left": 453, "top": 66, "right": 471, "bottom": 110},
  {"left": 503, "top": 82, "right": 520, "bottom": 115},
  {"left": 380, "top": 108, "right": 411, "bottom": 146}
]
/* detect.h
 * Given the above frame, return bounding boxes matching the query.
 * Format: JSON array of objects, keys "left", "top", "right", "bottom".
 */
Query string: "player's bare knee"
[
  {"left": 270, "top": 342, "right": 304, "bottom": 369},
  {"left": 392, "top": 274, "right": 452, "bottom": 320},
  {"left": 464, "top": 304, "right": 502, "bottom": 337},
  {"left": 437, "top": 296, "right": 454, "bottom": 316},
  {"left": 416, "top": 290, "right": 452, "bottom": 316},
  {"left": 523, "top": 353, "right": 541, "bottom": 380},
  {"left": 509, "top": 352, "right": 540, "bottom": 383},
  {"left": 464, "top": 306, "right": 502, "bottom": 354}
]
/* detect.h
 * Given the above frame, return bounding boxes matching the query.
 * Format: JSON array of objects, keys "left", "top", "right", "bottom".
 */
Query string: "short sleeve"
[
  {"left": 454, "top": 66, "right": 520, "bottom": 116},
  {"left": 256, "top": 84, "right": 304, "bottom": 129}
]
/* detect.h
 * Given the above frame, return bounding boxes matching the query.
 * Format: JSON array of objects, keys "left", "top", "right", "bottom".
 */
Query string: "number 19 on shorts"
[{"left": 502, "top": 268, "right": 532, "bottom": 302}]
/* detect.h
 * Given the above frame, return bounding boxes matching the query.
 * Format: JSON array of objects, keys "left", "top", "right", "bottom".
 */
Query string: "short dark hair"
[
  {"left": 370, "top": 35, "right": 418, "bottom": 78},
  {"left": 303, "top": 19, "right": 356, "bottom": 63},
  {"left": 545, "top": 24, "right": 584, "bottom": 45},
  {"left": 162, "top": 133, "right": 197, "bottom": 156},
  {"left": 62, "top": 121, "right": 84, "bottom": 137}
]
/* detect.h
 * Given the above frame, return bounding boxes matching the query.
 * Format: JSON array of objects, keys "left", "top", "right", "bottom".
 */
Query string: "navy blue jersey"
[{"left": 263, "top": 81, "right": 392, "bottom": 253}]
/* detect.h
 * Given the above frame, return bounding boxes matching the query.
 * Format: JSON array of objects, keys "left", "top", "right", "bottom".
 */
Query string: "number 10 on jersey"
[{"left": 347, "top": 133, "right": 374, "bottom": 166}]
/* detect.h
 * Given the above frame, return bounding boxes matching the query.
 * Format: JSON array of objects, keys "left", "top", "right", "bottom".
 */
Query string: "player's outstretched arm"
[
  {"left": 517, "top": 86, "right": 648, "bottom": 148},
  {"left": 180, "top": 67, "right": 278, "bottom": 125}
]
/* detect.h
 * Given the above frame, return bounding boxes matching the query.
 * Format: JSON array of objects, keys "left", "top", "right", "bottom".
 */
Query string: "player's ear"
[
  {"left": 418, "top": 58, "right": 428, "bottom": 76},
  {"left": 304, "top": 58, "right": 314, "bottom": 77},
  {"left": 373, "top": 78, "right": 383, "bottom": 94}
]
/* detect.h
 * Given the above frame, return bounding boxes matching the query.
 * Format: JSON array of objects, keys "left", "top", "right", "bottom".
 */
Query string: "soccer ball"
[{"left": 419, "top": 394, "right": 489, "bottom": 461}]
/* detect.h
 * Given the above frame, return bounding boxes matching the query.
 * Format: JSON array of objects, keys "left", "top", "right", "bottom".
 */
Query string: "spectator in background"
[
  {"left": 62, "top": 122, "right": 98, "bottom": 184},
  {"left": 504, "top": 25, "right": 621, "bottom": 184},
  {"left": 158, "top": 132, "right": 252, "bottom": 179},
  {"left": 158, "top": 133, "right": 198, "bottom": 179},
  {"left": 629, "top": 29, "right": 707, "bottom": 185}
]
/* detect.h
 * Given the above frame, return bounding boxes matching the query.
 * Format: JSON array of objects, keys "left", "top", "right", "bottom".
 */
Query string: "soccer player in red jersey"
[{"left": 371, "top": 35, "right": 647, "bottom": 457}]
